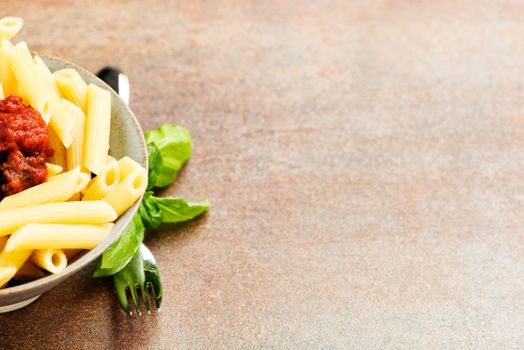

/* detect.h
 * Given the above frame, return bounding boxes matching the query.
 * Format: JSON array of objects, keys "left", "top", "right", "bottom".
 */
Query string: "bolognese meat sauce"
[{"left": 0, "top": 96, "right": 52, "bottom": 198}]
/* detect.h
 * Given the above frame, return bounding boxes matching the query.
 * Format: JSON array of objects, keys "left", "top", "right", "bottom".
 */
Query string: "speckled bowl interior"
[{"left": 0, "top": 55, "right": 147, "bottom": 308}]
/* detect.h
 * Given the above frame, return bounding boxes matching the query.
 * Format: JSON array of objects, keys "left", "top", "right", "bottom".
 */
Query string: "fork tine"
[
  {"left": 143, "top": 260, "right": 162, "bottom": 312},
  {"left": 140, "top": 282, "right": 150, "bottom": 314},
  {"left": 114, "top": 275, "right": 131, "bottom": 315},
  {"left": 149, "top": 282, "right": 157, "bottom": 310},
  {"left": 156, "top": 294, "right": 162, "bottom": 311},
  {"left": 148, "top": 281, "right": 161, "bottom": 311},
  {"left": 129, "top": 285, "right": 142, "bottom": 316}
]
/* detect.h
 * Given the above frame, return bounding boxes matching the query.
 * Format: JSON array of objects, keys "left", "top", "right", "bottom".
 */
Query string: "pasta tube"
[
  {"left": 47, "top": 120, "right": 67, "bottom": 169},
  {"left": 106, "top": 155, "right": 117, "bottom": 164},
  {"left": 0, "top": 17, "right": 23, "bottom": 40},
  {"left": 0, "top": 249, "right": 32, "bottom": 286},
  {"left": 117, "top": 156, "right": 142, "bottom": 179},
  {"left": 34, "top": 54, "right": 62, "bottom": 96},
  {"left": 5, "top": 223, "right": 114, "bottom": 252},
  {"left": 0, "top": 40, "right": 15, "bottom": 96},
  {"left": 0, "top": 201, "right": 117, "bottom": 236},
  {"left": 81, "top": 156, "right": 115, "bottom": 195},
  {"left": 81, "top": 178, "right": 95, "bottom": 194},
  {"left": 102, "top": 167, "right": 147, "bottom": 216},
  {"left": 82, "top": 159, "right": 120, "bottom": 201},
  {"left": 30, "top": 249, "right": 67, "bottom": 274},
  {"left": 49, "top": 98, "right": 80, "bottom": 148},
  {"left": 7, "top": 41, "right": 54, "bottom": 123},
  {"left": 53, "top": 68, "right": 87, "bottom": 111},
  {"left": 65, "top": 103, "right": 86, "bottom": 170},
  {"left": 83, "top": 84, "right": 111, "bottom": 175},
  {"left": 75, "top": 173, "right": 91, "bottom": 191},
  {"left": 0, "top": 167, "right": 87, "bottom": 210},
  {"left": 14, "top": 82, "right": 30, "bottom": 105},
  {"left": 0, "top": 267, "right": 17, "bottom": 287},
  {"left": 46, "top": 162, "right": 63, "bottom": 176}
]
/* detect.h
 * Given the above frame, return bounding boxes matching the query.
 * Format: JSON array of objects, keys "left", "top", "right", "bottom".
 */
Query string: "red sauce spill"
[{"left": 0, "top": 96, "right": 51, "bottom": 199}]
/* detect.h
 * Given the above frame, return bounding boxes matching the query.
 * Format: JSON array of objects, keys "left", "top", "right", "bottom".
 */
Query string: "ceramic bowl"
[{"left": 0, "top": 55, "right": 147, "bottom": 312}]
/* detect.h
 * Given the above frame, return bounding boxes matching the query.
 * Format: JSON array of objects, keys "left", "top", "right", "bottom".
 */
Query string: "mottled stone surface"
[{"left": 0, "top": 0, "right": 524, "bottom": 348}]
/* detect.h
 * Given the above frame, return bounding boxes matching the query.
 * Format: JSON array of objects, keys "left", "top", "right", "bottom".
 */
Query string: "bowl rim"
[{"left": 0, "top": 54, "right": 148, "bottom": 298}]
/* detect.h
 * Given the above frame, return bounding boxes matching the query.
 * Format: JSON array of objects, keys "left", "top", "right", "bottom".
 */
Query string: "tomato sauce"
[{"left": 0, "top": 96, "right": 51, "bottom": 199}]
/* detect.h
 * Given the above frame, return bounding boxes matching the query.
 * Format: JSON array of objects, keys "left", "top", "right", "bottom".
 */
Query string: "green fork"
[{"left": 113, "top": 244, "right": 162, "bottom": 315}]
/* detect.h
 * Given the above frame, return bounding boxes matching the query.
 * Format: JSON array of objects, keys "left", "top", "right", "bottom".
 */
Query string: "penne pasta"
[
  {"left": 5, "top": 223, "right": 114, "bottom": 252},
  {"left": 102, "top": 167, "right": 147, "bottom": 216},
  {"left": 13, "top": 260, "right": 45, "bottom": 281},
  {"left": 0, "top": 40, "right": 16, "bottom": 96},
  {"left": 53, "top": 68, "right": 87, "bottom": 111},
  {"left": 50, "top": 97, "right": 80, "bottom": 148},
  {"left": 0, "top": 17, "right": 23, "bottom": 40},
  {"left": 0, "top": 201, "right": 117, "bottom": 236},
  {"left": 83, "top": 84, "right": 111, "bottom": 175},
  {"left": 0, "top": 230, "right": 31, "bottom": 287},
  {"left": 7, "top": 40, "right": 54, "bottom": 123},
  {"left": 14, "top": 82, "right": 30, "bottom": 105},
  {"left": 82, "top": 159, "right": 120, "bottom": 201},
  {"left": 0, "top": 237, "right": 10, "bottom": 285},
  {"left": 0, "top": 167, "right": 86, "bottom": 211},
  {"left": 0, "top": 267, "right": 17, "bottom": 287},
  {"left": 34, "top": 54, "right": 62, "bottom": 97},
  {"left": 76, "top": 173, "right": 91, "bottom": 189},
  {"left": 80, "top": 178, "right": 95, "bottom": 195},
  {"left": 65, "top": 102, "right": 86, "bottom": 170},
  {"left": 81, "top": 155, "right": 117, "bottom": 195},
  {"left": 117, "top": 156, "right": 142, "bottom": 179},
  {"left": 0, "top": 249, "right": 32, "bottom": 286},
  {"left": 48, "top": 126, "right": 67, "bottom": 169},
  {"left": 30, "top": 249, "right": 67, "bottom": 274},
  {"left": 46, "top": 162, "right": 63, "bottom": 176}
]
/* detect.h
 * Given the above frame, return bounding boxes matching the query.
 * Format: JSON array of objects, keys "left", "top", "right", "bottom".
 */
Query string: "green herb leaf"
[
  {"left": 146, "top": 142, "right": 163, "bottom": 191},
  {"left": 92, "top": 262, "right": 129, "bottom": 278},
  {"left": 138, "top": 191, "right": 163, "bottom": 229},
  {"left": 149, "top": 195, "right": 210, "bottom": 225},
  {"left": 93, "top": 213, "right": 145, "bottom": 277},
  {"left": 145, "top": 124, "right": 192, "bottom": 187}
]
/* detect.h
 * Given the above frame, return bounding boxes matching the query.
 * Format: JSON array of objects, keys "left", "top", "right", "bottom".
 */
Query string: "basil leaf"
[
  {"left": 145, "top": 124, "right": 192, "bottom": 188},
  {"left": 92, "top": 262, "right": 128, "bottom": 278},
  {"left": 138, "top": 191, "right": 163, "bottom": 229},
  {"left": 149, "top": 195, "right": 210, "bottom": 224},
  {"left": 146, "top": 142, "right": 162, "bottom": 191},
  {"left": 93, "top": 213, "right": 145, "bottom": 277}
]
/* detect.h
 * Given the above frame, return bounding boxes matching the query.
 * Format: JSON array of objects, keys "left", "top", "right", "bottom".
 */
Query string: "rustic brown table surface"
[{"left": 1, "top": 0, "right": 524, "bottom": 349}]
